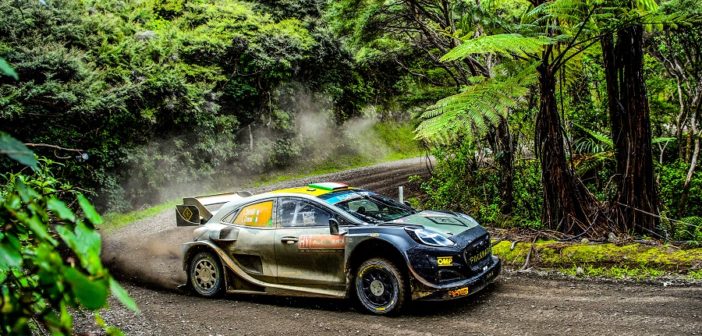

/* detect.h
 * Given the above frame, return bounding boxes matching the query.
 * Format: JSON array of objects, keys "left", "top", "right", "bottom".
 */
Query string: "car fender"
[{"left": 344, "top": 232, "right": 414, "bottom": 280}]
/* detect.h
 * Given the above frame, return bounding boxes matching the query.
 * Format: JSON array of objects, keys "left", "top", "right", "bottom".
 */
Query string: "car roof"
[
  {"left": 210, "top": 182, "right": 365, "bottom": 225},
  {"left": 265, "top": 182, "right": 354, "bottom": 198}
]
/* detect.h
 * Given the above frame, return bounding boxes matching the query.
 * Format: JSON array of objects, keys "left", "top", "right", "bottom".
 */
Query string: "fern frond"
[
  {"left": 573, "top": 123, "right": 613, "bottom": 148},
  {"left": 440, "top": 34, "right": 552, "bottom": 62},
  {"left": 416, "top": 66, "right": 537, "bottom": 144},
  {"left": 573, "top": 151, "right": 614, "bottom": 176}
]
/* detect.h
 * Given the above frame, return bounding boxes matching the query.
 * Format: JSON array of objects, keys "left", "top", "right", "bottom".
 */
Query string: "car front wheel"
[
  {"left": 189, "top": 251, "right": 224, "bottom": 297},
  {"left": 354, "top": 258, "right": 407, "bottom": 315}
]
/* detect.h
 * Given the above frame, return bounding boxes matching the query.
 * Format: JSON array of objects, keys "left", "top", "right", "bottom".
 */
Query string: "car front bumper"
[{"left": 413, "top": 255, "right": 501, "bottom": 301}]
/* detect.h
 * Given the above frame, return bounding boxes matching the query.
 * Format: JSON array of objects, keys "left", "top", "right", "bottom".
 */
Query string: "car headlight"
[{"left": 405, "top": 227, "right": 455, "bottom": 247}]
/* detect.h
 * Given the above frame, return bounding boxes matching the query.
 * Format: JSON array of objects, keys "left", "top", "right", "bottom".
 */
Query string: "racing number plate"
[{"left": 448, "top": 287, "right": 469, "bottom": 298}]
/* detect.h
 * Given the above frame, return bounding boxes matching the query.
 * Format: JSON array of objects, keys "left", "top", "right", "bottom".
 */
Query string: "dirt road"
[
  {"left": 87, "top": 157, "right": 702, "bottom": 336},
  {"left": 85, "top": 275, "right": 702, "bottom": 336}
]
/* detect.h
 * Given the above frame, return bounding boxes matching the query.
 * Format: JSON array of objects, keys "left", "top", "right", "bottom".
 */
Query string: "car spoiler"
[{"left": 175, "top": 191, "right": 252, "bottom": 226}]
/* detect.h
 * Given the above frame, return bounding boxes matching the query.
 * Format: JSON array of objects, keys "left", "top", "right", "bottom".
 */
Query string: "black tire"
[
  {"left": 189, "top": 251, "right": 224, "bottom": 297},
  {"left": 354, "top": 258, "right": 407, "bottom": 315}
]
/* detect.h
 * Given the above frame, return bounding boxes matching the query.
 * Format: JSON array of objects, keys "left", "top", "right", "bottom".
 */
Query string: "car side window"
[
  {"left": 232, "top": 200, "right": 274, "bottom": 227},
  {"left": 346, "top": 199, "right": 380, "bottom": 214},
  {"left": 278, "top": 198, "right": 331, "bottom": 228}
]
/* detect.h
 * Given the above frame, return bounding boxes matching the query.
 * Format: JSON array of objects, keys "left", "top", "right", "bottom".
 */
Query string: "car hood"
[{"left": 385, "top": 210, "right": 480, "bottom": 236}]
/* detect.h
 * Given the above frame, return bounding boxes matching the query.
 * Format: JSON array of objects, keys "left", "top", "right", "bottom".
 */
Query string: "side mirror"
[
  {"left": 403, "top": 201, "right": 413, "bottom": 208},
  {"left": 329, "top": 218, "right": 346, "bottom": 236}
]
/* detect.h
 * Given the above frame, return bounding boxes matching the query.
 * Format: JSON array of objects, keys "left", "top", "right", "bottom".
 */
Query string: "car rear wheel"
[
  {"left": 189, "top": 251, "right": 224, "bottom": 297},
  {"left": 354, "top": 258, "right": 407, "bottom": 315}
]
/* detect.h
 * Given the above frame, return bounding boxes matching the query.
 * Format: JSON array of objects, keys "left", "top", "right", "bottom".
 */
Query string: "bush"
[
  {"left": 418, "top": 140, "right": 542, "bottom": 228},
  {"left": 658, "top": 160, "right": 702, "bottom": 218},
  {"left": 0, "top": 135, "right": 136, "bottom": 335},
  {"left": 674, "top": 216, "right": 702, "bottom": 242}
]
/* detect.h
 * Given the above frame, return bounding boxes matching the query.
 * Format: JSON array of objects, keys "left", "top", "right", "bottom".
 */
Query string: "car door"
[
  {"left": 220, "top": 199, "right": 277, "bottom": 284},
  {"left": 274, "top": 197, "right": 346, "bottom": 286}
]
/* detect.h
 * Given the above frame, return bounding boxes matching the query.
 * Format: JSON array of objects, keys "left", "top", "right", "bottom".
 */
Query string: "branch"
[
  {"left": 553, "top": 5, "right": 598, "bottom": 68},
  {"left": 554, "top": 38, "right": 600, "bottom": 71},
  {"left": 24, "top": 143, "right": 86, "bottom": 160},
  {"left": 24, "top": 143, "right": 84, "bottom": 153}
]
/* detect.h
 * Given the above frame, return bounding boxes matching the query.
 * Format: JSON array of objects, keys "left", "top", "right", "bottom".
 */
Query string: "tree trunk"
[
  {"left": 536, "top": 62, "right": 595, "bottom": 235},
  {"left": 601, "top": 25, "right": 659, "bottom": 234},
  {"left": 496, "top": 117, "right": 514, "bottom": 215}
]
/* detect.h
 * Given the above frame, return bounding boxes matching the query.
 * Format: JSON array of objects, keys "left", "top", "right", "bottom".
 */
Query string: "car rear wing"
[{"left": 175, "top": 191, "right": 252, "bottom": 226}]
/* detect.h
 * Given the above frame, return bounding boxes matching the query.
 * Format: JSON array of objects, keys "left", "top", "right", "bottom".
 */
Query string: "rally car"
[{"left": 175, "top": 182, "right": 500, "bottom": 315}]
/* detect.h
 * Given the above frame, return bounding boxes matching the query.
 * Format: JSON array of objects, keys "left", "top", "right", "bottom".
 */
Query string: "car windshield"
[{"left": 319, "top": 189, "right": 415, "bottom": 223}]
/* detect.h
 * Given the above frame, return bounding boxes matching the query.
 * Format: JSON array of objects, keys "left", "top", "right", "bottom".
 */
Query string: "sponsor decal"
[
  {"left": 437, "top": 256, "right": 453, "bottom": 267},
  {"left": 234, "top": 201, "right": 273, "bottom": 227},
  {"left": 182, "top": 207, "right": 193, "bottom": 221},
  {"left": 448, "top": 287, "right": 469, "bottom": 298},
  {"left": 298, "top": 235, "right": 345, "bottom": 249},
  {"left": 468, "top": 247, "right": 491, "bottom": 264}
]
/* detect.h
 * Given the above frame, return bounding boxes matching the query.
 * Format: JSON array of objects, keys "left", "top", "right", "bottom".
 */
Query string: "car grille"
[{"left": 463, "top": 235, "right": 491, "bottom": 272}]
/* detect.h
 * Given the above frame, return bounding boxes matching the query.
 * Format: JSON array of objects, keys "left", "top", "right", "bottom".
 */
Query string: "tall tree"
[
  {"left": 330, "top": 0, "right": 520, "bottom": 214},
  {"left": 429, "top": 0, "right": 611, "bottom": 235},
  {"left": 600, "top": 0, "right": 660, "bottom": 233}
]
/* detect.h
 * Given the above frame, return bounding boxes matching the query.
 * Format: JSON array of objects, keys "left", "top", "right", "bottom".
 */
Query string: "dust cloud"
[
  {"left": 118, "top": 82, "right": 389, "bottom": 210},
  {"left": 104, "top": 82, "right": 394, "bottom": 290}
]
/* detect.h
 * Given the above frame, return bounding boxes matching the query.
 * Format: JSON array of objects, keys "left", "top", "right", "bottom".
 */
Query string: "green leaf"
[
  {"left": 0, "top": 58, "right": 18, "bottom": 80},
  {"left": 78, "top": 194, "right": 103, "bottom": 225},
  {"left": 64, "top": 268, "right": 108, "bottom": 310},
  {"left": 109, "top": 278, "right": 139, "bottom": 313},
  {"left": 95, "top": 312, "right": 125, "bottom": 336},
  {"left": 75, "top": 221, "right": 101, "bottom": 258},
  {"left": 0, "top": 241, "right": 22, "bottom": 268},
  {"left": 0, "top": 132, "right": 37, "bottom": 171},
  {"left": 25, "top": 215, "right": 57, "bottom": 245},
  {"left": 56, "top": 220, "right": 103, "bottom": 274},
  {"left": 15, "top": 181, "right": 39, "bottom": 203},
  {"left": 47, "top": 198, "right": 76, "bottom": 222}
]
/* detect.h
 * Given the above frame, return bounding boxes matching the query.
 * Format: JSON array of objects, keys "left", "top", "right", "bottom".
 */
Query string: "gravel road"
[{"left": 82, "top": 157, "right": 702, "bottom": 336}]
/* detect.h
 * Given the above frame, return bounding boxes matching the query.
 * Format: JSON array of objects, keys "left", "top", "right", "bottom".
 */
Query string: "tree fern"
[
  {"left": 440, "top": 34, "right": 552, "bottom": 62},
  {"left": 416, "top": 65, "right": 537, "bottom": 144}
]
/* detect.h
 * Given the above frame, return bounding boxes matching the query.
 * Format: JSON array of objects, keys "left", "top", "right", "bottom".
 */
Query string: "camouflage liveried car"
[{"left": 175, "top": 182, "right": 500, "bottom": 314}]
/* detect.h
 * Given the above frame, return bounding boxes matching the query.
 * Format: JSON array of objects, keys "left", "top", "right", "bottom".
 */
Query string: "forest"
[{"left": 1, "top": 0, "right": 700, "bottom": 239}]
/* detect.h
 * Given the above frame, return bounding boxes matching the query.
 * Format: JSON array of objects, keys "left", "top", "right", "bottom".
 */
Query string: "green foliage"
[
  {"left": 0, "top": 0, "right": 373, "bottom": 211},
  {"left": 674, "top": 217, "right": 702, "bottom": 242},
  {"left": 0, "top": 136, "right": 136, "bottom": 335},
  {"left": 416, "top": 65, "right": 537, "bottom": 144},
  {"left": 440, "top": 34, "right": 552, "bottom": 61},
  {"left": 658, "top": 161, "right": 702, "bottom": 218},
  {"left": 417, "top": 140, "right": 542, "bottom": 228}
]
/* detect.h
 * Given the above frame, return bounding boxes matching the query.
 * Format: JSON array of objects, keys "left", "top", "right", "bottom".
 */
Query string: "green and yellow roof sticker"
[{"left": 271, "top": 182, "right": 350, "bottom": 197}]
